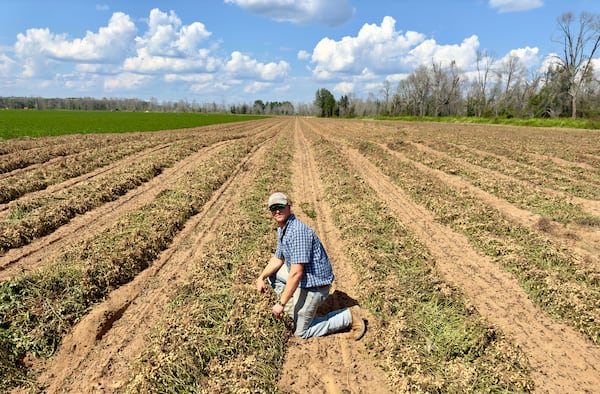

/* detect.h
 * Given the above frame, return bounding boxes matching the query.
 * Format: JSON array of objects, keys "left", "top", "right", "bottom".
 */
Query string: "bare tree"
[
  {"left": 431, "top": 61, "right": 463, "bottom": 116},
  {"left": 393, "top": 80, "right": 409, "bottom": 115},
  {"left": 473, "top": 49, "right": 496, "bottom": 117},
  {"left": 494, "top": 54, "right": 528, "bottom": 116},
  {"left": 554, "top": 11, "right": 600, "bottom": 118},
  {"left": 431, "top": 62, "right": 448, "bottom": 116},
  {"left": 517, "top": 70, "right": 543, "bottom": 118},
  {"left": 379, "top": 79, "right": 392, "bottom": 115},
  {"left": 406, "top": 65, "right": 431, "bottom": 116}
]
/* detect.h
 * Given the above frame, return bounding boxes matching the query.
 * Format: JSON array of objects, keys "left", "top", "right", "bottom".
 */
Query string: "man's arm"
[
  {"left": 256, "top": 255, "right": 284, "bottom": 293},
  {"left": 279, "top": 263, "right": 303, "bottom": 306},
  {"left": 272, "top": 263, "right": 304, "bottom": 318}
]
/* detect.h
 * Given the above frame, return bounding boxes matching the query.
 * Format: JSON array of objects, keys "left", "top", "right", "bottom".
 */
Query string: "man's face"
[{"left": 269, "top": 203, "right": 290, "bottom": 225}]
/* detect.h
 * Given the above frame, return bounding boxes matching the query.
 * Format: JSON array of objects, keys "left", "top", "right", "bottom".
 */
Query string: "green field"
[
  {"left": 373, "top": 115, "right": 600, "bottom": 130},
  {"left": 0, "top": 110, "right": 268, "bottom": 139}
]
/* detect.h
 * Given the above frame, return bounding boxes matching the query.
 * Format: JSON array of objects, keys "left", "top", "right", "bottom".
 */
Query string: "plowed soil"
[{"left": 3, "top": 117, "right": 599, "bottom": 393}]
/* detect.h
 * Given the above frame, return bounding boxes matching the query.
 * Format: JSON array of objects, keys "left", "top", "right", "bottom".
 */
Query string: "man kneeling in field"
[{"left": 256, "top": 192, "right": 366, "bottom": 340}]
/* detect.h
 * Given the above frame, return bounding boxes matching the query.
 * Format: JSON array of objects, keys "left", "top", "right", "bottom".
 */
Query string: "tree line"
[
  {"left": 0, "top": 96, "right": 226, "bottom": 113},
  {"left": 0, "top": 96, "right": 300, "bottom": 116},
  {"left": 314, "top": 11, "right": 600, "bottom": 119}
]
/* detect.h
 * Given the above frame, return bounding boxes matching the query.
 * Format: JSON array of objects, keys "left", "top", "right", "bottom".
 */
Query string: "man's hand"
[
  {"left": 256, "top": 256, "right": 284, "bottom": 294},
  {"left": 272, "top": 302, "right": 284, "bottom": 318},
  {"left": 256, "top": 277, "right": 268, "bottom": 293}
]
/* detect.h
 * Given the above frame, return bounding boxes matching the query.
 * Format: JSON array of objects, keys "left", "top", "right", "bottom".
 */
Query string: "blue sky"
[{"left": 1, "top": 0, "right": 599, "bottom": 105}]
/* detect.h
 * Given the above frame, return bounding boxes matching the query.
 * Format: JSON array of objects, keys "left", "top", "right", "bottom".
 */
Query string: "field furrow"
[
  {"left": 0, "top": 140, "right": 249, "bottom": 281},
  {"left": 0, "top": 135, "right": 176, "bottom": 205},
  {"left": 302, "top": 117, "right": 599, "bottom": 391},
  {"left": 386, "top": 143, "right": 600, "bottom": 271},
  {"left": 0, "top": 121, "right": 274, "bottom": 390},
  {"left": 422, "top": 140, "right": 600, "bottom": 201},
  {"left": 122, "top": 119, "right": 296, "bottom": 392},
  {"left": 0, "top": 133, "right": 147, "bottom": 174},
  {"left": 0, "top": 123, "right": 273, "bottom": 254},
  {"left": 347, "top": 142, "right": 600, "bottom": 392},
  {"left": 358, "top": 142, "right": 599, "bottom": 342},
  {"left": 38, "top": 120, "right": 286, "bottom": 393},
  {"left": 404, "top": 141, "right": 600, "bottom": 219},
  {"left": 275, "top": 119, "right": 393, "bottom": 393}
]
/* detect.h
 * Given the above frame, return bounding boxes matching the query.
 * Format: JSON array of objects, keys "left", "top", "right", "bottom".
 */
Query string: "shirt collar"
[{"left": 279, "top": 214, "right": 295, "bottom": 236}]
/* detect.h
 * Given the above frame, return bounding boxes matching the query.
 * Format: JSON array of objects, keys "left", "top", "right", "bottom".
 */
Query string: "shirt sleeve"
[{"left": 288, "top": 229, "right": 312, "bottom": 264}]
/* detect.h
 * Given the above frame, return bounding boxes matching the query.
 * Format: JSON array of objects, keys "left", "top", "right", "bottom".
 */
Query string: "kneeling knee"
[{"left": 295, "top": 329, "right": 310, "bottom": 339}]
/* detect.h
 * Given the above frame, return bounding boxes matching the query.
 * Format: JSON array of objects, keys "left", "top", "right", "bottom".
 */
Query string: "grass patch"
[
  {"left": 299, "top": 202, "right": 317, "bottom": 219},
  {"left": 371, "top": 115, "right": 600, "bottom": 130},
  {"left": 0, "top": 110, "right": 268, "bottom": 139}
]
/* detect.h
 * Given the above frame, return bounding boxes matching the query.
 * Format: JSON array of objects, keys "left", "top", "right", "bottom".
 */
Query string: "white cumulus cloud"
[
  {"left": 310, "top": 16, "right": 480, "bottom": 80},
  {"left": 311, "top": 17, "right": 424, "bottom": 78},
  {"left": 502, "top": 46, "right": 540, "bottom": 69},
  {"left": 124, "top": 9, "right": 220, "bottom": 75},
  {"left": 138, "top": 9, "right": 211, "bottom": 57},
  {"left": 225, "top": 0, "right": 354, "bottom": 26},
  {"left": 244, "top": 81, "right": 272, "bottom": 94},
  {"left": 104, "top": 72, "right": 149, "bottom": 91},
  {"left": 16, "top": 12, "right": 136, "bottom": 63},
  {"left": 6, "top": 6, "right": 295, "bottom": 98},
  {"left": 297, "top": 50, "right": 310, "bottom": 60},
  {"left": 406, "top": 35, "right": 480, "bottom": 69},
  {"left": 333, "top": 81, "right": 354, "bottom": 95},
  {"left": 13, "top": 12, "right": 136, "bottom": 78},
  {"left": 14, "top": 28, "right": 60, "bottom": 77},
  {"left": 489, "top": 0, "right": 543, "bottom": 13},
  {"left": 0, "top": 53, "right": 16, "bottom": 77},
  {"left": 123, "top": 47, "right": 222, "bottom": 74},
  {"left": 225, "top": 51, "right": 290, "bottom": 81}
]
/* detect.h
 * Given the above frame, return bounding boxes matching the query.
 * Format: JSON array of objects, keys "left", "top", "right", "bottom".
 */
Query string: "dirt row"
[
  {"left": 343, "top": 140, "right": 599, "bottom": 393},
  {"left": 0, "top": 120, "right": 276, "bottom": 279},
  {"left": 299, "top": 117, "right": 600, "bottom": 392},
  {"left": 36, "top": 121, "right": 283, "bottom": 393},
  {"left": 2, "top": 119, "right": 281, "bottom": 392},
  {"left": 277, "top": 118, "right": 392, "bottom": 393},
  {"left": 313, "top": 118, "right": 600, "bottom": 277}
]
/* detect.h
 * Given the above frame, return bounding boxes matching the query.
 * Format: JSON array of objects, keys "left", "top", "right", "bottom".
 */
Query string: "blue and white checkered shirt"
[{"left": 275, "top": 214, "right": 334, "bottom": 288}]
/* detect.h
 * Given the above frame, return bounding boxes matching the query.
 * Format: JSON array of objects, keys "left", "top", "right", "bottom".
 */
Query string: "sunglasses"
[{"left": 269, "top": 204, "right": 287, "bottom": 212}]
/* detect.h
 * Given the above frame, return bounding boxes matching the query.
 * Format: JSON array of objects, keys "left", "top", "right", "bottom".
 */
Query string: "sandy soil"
[
  {"left": 27, "top": 121, "right": 280, "bottom": 393},
  {"left": 341, "top": 145, "right": 600, "bottom": 393},
  {"left": 301, "top": 117, "right": 600, "bottom": 393},
  {"left": 276, "top": 118, "right": 393, "bottom": 393},
  {"left": 5, "top": 117, "right": 599, "bottom": 393}
]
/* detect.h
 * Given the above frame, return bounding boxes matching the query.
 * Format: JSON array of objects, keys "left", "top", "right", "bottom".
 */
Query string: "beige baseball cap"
[{"left": 268, "top": 192, "right": 289, "bottom": 207}]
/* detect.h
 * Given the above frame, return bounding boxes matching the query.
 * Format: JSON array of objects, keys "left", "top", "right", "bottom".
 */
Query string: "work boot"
[{"left": 348, "top": 305, "right": 366, "bottom": 340}]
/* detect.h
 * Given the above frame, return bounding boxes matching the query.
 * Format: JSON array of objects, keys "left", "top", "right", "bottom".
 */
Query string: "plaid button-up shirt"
[{"left": 275, "top": 214, "right": 334, "bottom": 288}]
